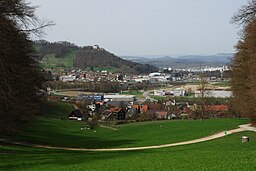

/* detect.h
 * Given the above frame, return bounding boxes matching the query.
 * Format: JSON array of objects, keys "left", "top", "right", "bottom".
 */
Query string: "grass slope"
[
  {"left": 10, "top": 101, "right": 249, "bottom": 149},
  {"left": 40, "top": 50, "right": 77, "bottom": 68},
  {"left": 1, "top": 131, "right": 256, "bottom": 171},
  {"left": 121, "top": 90, "right": 144, "bottom": 99}
]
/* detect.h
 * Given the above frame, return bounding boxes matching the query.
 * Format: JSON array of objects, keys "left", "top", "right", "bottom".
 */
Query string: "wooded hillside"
[{"left": 35, "top": 41, "right": 158, "bottom": 74}]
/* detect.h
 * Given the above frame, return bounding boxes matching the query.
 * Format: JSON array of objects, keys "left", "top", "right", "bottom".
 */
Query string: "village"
[
  {"left": 44, "top": 66, "right": 233, "bottom": 126},
  {"left": 4, "top": 1, "right": 256, "bottom": 170}
]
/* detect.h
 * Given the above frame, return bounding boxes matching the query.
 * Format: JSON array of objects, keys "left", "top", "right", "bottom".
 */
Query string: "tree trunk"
[{"left": 251, "top": 115, "right": 256, "bottom": 126}]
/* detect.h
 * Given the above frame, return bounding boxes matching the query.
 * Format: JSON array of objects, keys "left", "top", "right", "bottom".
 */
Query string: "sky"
[{"left": 29, "top": 0, "right": 247, "bottom": 56}]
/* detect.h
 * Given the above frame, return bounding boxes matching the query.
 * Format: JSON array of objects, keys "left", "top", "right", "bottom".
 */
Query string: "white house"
[{"left": 195, "top": 90, "right": 232, "bottom": 98}]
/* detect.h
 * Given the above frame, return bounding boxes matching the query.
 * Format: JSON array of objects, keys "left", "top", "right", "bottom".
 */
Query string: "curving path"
[
  {"left": 1, "top": 124, "right": 255, "bottom": 152},
  {"left": 98, "top": 124, "right": 118, "bottom": 131}
]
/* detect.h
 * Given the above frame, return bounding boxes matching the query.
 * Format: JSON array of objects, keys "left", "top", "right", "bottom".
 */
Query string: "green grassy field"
[
  {"left": 1, "top": 101, "right": 255, "bottom": 170},
  {"left": 211, "top": 81, "right": 230, "bottom": 87},
  {"left": 1, "top": 131, "right": 256, "bottom": 171},
  {"left": 41, "top": 50, "right": 77, "bottom": 68},
  {"left": 121, "top": 90, "right": 144, "bottom": 99},
  {"left": 9, "top": 101, "right": 249, "bottom": 149},
  {"left": 150, "top": 95, "right": 166, "bottom": 101}
]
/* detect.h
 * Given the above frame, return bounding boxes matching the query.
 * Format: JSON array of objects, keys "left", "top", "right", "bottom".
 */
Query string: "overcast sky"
[{"left": 29, "top": 0, "right": 247, "bottom": 56}]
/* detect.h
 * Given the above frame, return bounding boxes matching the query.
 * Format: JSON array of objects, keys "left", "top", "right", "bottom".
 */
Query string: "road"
[{"left": 139, "top": 90, "right": 158, "bottom": 102}]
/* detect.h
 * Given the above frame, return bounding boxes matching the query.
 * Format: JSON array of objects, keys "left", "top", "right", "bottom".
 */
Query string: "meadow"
[
  {"left": 1, "top": 101, "right": 255, "bottom": 171},
  {"left": 41, "top": 50, "right": 76, "bottom": 68},
  {"left": 10, "top": 101, "right": 249, "bottom": 149},
  {"left": 121, "top": 90, "right": 144, "bottom": 99},
  {"left": 1, "top": 131, "right": 256, "bottom": 171}
]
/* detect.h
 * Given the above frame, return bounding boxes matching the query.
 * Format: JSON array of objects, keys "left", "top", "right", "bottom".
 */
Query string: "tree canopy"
[
  {"left": 0, "top": 0, "right": 49, "bottom": 133},
  {"left": 231, "top": 0, "right": 256, "bottom": 123}
]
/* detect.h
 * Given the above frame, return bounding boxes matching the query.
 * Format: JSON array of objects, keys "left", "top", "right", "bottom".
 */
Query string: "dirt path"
[
  {"left": 1, "top": 124, "right": 255, "bottom": 152},
  {"left": 99, "top": 124, "right": 118, "bottom": 131}
]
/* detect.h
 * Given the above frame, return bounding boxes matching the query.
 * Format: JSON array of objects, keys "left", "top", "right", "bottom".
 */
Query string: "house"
[
  {"left": 104, "top": 94, "right": 136, "bottom": 102},
  {"left": 60, "top": 75, "right": 76, "bottom": 82},
  {"left": 127, "top": 105, "right": 150, "bottom": 117},
  {"left": 194, "top": 90, "right": 232, "bottom": 98},
  {"left": 77, "top": 94, "right": 104, "bottom": 102},
  {"left": 106, "top": 101, "right": 130, "bottom": 108},
  {"left": 131, "top": 105, "right": 149, "bottom": 113},
  {"left": 206, "top": 105, "right": 229, "bottom": 112},
  {"left": 156, "top": 111, "right": 168, "bottom": 119},
  {"left": 102, "top": 108, "right": 126, "bottom": 120},
  {"left": 68, "top": 109, "right": 83, "bottom": 121},
  {"left": 154, "top": 90, "right": 165, "bottom": 96},
  {"left": 206, "top": 105, "right": 229, "bottom": 118}
]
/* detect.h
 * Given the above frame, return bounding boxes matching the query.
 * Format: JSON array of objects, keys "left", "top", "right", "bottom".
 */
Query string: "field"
[
  {"left": 211, "top": 81, "right": 230, "bottom": 87},
  {"left": 9, "top": 101, "right": 249, "bottom": 149},
  {"left": 40, "top": 50, "right": 76, "bottom": 68},
  {"left": 121, "top": 90, "right": 144, "bottom": 99},
  {"left": 1, "top": 101, "right": 255, "bottom": 171},
  {"left": 54, "top": 90, "right": 95, "bottom": 97},
  {"left": 1, "top": 131, "right": 256, "bottom": 171},
  {"left": 150, "top": 95, "right": 166, "bottom": 101}
]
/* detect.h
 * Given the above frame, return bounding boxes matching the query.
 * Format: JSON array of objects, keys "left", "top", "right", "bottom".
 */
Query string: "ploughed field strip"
[{"left": 1, "top": 124, "right": 255, "bottom": 152}]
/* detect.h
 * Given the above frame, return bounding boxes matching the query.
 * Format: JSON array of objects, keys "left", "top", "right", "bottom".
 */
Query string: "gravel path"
[
  {"left": 99, "top": 124, "right": 118, "bottom": 131},
  {"left": 1, "top": 124, "right": 255, "bottom": 152}
]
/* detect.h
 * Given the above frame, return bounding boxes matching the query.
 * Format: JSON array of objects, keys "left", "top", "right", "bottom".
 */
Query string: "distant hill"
[
  {"left": 121, "top": 55, "right": 232, "bottom": 68},
  {"left": 34, "top": 40, "right": 158, "bottom": 74}
]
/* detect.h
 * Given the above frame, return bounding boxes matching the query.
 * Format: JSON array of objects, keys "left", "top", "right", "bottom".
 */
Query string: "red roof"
[
  {"left": 206, "top": 105, "right": 229, "bottom": 111},
  {"left": 108, "top": 108, "right": 122, "bottom": 113},
  {"left": 141, "top": 105, "right": 149, "bottom": 112},
  {"left": 156, "top": 111, "right": 168, "bottom": 116},
  {"left": 131, "top": 105, "right": 149, "bottom": 112},
  {"left": 132, "top": 105, "right": 140, "bottom": 109}
]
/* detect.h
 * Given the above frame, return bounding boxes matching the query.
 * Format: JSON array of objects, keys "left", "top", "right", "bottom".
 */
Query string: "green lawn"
[
  {"left": 121, "top": 90, "right": 143, "bottom": 99},
  {"left": 1, "top": 131, "right": 256, "bottom": 171},
  {"left": 150, "top": 95, "right": 166, "bottom": 101},
  {"left": 9, "top": 101, "right": 249, "bottom": 149},
  {"left": 211, "top": 81, "right": 230, "bottom": 87},
  {"left": 41, "top": 50, "right": 77, "bottom": 68}
]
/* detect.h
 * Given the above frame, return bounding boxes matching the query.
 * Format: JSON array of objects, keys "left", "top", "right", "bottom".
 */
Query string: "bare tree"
[
  {"left": 0, "top": 0, "right": 53, "bottom": 133},
  {"left": 1, "top": 0, "right": 54, "bottom": 36},
  {"left": 230, "top": 0, "right": 256, "bottom": 124},
  {"left": 197, "top": 75, "right": 209, "bottom": 120},
  {"left": 231, "top": 0, "right": 256, "bottom": 25}
]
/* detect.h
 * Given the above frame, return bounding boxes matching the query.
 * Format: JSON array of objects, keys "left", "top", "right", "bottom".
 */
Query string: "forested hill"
[{"left": 34, "top": 40, "right": 158, "bottom": 74}]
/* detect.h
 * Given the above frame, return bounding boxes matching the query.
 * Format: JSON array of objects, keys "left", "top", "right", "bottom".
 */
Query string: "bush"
[{"left": 87, "top": 119, "right": 98, "bottom": 130}]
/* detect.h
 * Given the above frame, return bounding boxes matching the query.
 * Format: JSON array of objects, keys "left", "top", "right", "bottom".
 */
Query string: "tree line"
[
  {"left": 0, "top": 0, "right": 52, "bottom": 134},
  {"left": 35, "top": 40, "right": 158, "bottom": 74},
  {"left": 230, "top": 0, "right": 256, "bottom": 124}
]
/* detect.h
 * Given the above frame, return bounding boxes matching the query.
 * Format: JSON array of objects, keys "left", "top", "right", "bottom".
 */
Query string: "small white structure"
[
  {"left": 149, "top": 72, "right": 162, "bottom": 77},
  {"left": 104, "top": 94, "right": 136, "bottom": 102},
  {"left": 60, "top": 75, "right": 76, "bottom": 82},
  {"left": 101, "top": 70, "right": 108, "bottom": 76},
  {"left": 154, "top": 90, "right": 165, "bottom": 96},
  {"left": 88, "top": 104, "right": 96, "bottom": 112},
  {"left": 242, "top": 136, "right": 249, "bottom": 143},
  {"left": 149, "top": 72, "right": 170, "bottom": 82},
  {"left": 195, "top": 90, "right": 232, "bottom": 98},
  {"left": 134, "top": 76, "right": 150, "bottom": 83},
  {"left": 172, "top": 88, "right": 186, "bottom": 96},
  {"left": 93, "top": 45, "right": 100, "bottom": 49}
]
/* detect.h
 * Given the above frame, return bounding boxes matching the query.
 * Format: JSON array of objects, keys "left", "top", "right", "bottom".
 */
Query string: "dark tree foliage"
[
  {"left": 35, "top": 41, "right": 79, "bottom": 59},
  {"left": 0, "top": 0, "right": 47, "bottom": 134},
  {"left": 231, "top": 0, "right": 256, "bottom": 123},
  {"left": 74, "top": 48, "right": 158, "bottom": 74}
]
